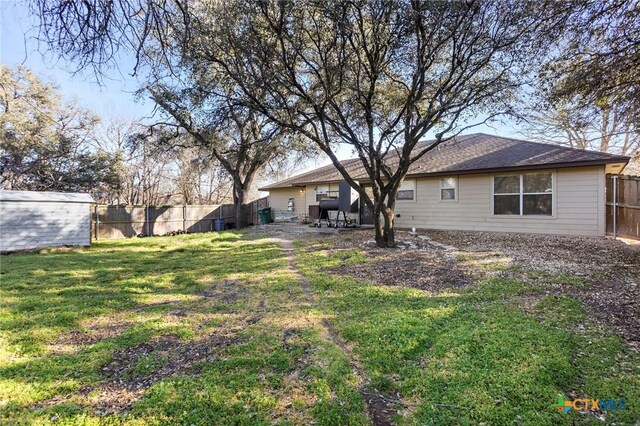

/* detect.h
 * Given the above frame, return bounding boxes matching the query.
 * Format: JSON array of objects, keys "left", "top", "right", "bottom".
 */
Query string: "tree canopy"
[
  {"left": 0, "top": 65, "right": 120, "bottom": 193},
  {"left": 28, "top": 0, "right": 640, "bottom": 243},
  {"left": 189, "top": 0, "right": 570, "bottom": 245},
  {"left": 525, "top": 0, "right": 640, "bottom": 158}
]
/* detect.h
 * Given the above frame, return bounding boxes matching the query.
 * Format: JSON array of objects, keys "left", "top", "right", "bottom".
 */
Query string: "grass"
[
  {"left": 296, "top": 245, "right": 639, "bottom": 425},
  {"left": 0, "top": 232, "right": 638, "bottom": 425},
  {"left": 0, "top": 232, "right": 366, "bottom": 425}
]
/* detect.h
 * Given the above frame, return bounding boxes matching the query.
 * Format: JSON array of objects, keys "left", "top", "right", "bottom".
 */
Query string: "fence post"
[
  {"left": 183, "top": 204, "right": 186, "bottom": 232},
  {"left": 257, "top": 198, "right": 261, "bottom": 225},
  {"left": 95, "top": 204, "right": 99, "bottom": 241},
  {"left": 612, "top": 175, "right": 618, "bottom": 239}
]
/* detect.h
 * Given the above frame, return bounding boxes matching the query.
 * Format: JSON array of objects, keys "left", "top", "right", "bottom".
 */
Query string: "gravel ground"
[
  {"left": 425, "top": 230, "right": 639, "bottom": 279},
  {"left": 423, "top": 230, "right": 640, "bottom": 350},
  {"left": 273, "top": 227, "right": 640, "bottom": 351}
]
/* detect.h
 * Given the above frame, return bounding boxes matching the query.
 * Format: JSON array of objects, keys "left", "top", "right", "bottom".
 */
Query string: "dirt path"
[{"left": 277, "top": 239, "right": 399, "bottom": 426}]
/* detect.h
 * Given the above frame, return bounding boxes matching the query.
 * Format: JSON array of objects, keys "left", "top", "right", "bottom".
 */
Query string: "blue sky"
[
  {"left": 1, "top": 0, "right": 519, "bottom": 170},
  {"left": 1, "top": 1, "right": 155, "bottom": 119}
]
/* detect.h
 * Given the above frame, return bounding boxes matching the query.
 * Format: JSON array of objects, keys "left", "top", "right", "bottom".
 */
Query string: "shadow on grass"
[
  {"left": 0, "top": 232, "right": 283, "bottom": 353},
  {"left": 0, "top": 232, "right": 286, "bottom": 413},
  {"left": 1, "top": 231, "right": 372, "bottom": 425},
  {"left": 295, "top": 242, "right": 640, "bottom": 425}
]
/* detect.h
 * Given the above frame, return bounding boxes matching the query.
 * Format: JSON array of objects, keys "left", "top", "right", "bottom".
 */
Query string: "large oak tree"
[
  {"left": 196, "top": 0, "right": 569, "bottom": 246},
  {"left": 32, "top": 0, "right": 311, "bottom": 227},
  {"left": 149, "top": 84, "right": 304, "bottom": 227},
  {"left": 32, "top": 0, "right": 573, "bottom": 245}
]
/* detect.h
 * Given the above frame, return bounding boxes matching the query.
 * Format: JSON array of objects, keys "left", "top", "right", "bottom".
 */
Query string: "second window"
[{"left": 440, "top": 177, "right": 457, "bottom": 201}]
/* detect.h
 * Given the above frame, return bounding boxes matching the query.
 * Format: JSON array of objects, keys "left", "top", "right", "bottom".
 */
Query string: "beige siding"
[
  {"left": 269, "top": 183, "right": 351, "bottom": 221},
  {"left": 394, "top": 166, "right": 606, "bottom": 236},
  {"left": 269, "top": 188, "right": 307, "bottom": 218}
]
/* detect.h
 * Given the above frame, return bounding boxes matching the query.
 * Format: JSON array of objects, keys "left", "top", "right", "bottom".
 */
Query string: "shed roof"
[
  {"left": 261, "top": 133, "right": 630, "bottom": 190},
  {"left": 0, "top": 190, "right": 95, "bottom": 203}
]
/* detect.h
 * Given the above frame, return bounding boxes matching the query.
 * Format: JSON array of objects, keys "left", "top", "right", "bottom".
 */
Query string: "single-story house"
[{"left": 259, "top": 133, "right": 630, "bottom": 237}]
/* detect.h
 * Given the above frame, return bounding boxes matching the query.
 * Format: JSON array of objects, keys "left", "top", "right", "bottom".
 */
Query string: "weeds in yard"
[
  {"left": 0, "top": 232, "right": 366, "bottom": 425},
  {"left": 295, "top": 240, "right": 639, "bottom": 425},
  {"left": 0, "top": 231, "right": 638, "bottom": 425}
]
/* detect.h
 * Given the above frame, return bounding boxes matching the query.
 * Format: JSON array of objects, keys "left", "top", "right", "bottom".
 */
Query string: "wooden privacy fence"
[
  {"left": 245, "top": 196, "right": 270, "bottom": 228},
  {"left": 92, "top": 197, "right": 269, "bottom": 240},
  {"left": 606, "top": 174, "right": 640, "bottom": 239}
]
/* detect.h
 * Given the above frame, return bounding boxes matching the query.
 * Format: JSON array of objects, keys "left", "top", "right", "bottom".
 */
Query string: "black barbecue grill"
[{"left": 313, "top": 181, "right": 359, "bottom": 228}]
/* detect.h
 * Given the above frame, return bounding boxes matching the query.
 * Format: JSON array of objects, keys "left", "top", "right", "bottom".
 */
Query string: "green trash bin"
[{"left": 258, "top": 207, "right": 273, "bottom": 224}]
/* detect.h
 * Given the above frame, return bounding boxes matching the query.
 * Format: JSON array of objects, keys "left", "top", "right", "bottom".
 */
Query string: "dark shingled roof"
[{"left": 261, "top": 133, "right": 630, "bottom": 190}]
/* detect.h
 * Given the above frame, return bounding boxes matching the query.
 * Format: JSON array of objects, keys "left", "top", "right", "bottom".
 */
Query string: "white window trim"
[
  {"left": 490, "top": 171, "right": 557, "bottom": 219},
  {"left": 439, "top": 176, "right": 458, "bottom": 202},
  {"left": 314, "top": 185, "right": 338, "bottom": 203}
]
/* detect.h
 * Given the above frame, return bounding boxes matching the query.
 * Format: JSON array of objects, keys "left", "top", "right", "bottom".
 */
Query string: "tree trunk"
[
  {"left": 373, "top": 206, "right": 384, "bottom": 247},
  {"left": 232, "top": 182, "right": 248, "bottom": 229},
  {"left": 382, "top": 207, "right": 396, "bottom": 247},
  {"left": 373, "top": 203, "right": 396, "bottom": 248}
]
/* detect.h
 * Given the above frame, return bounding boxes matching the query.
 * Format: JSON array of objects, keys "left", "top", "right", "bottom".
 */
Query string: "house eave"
[
  {"left": 405, "top": 159, "right": 630, "bottom": 180},
  {"left": 260, "top": 158, "right": 630, "bottom": 191}
]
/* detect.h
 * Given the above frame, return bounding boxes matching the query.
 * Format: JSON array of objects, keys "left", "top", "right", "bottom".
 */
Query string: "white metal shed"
[{"left": 0, "top": 190, "right": 94, "bottom": 252}]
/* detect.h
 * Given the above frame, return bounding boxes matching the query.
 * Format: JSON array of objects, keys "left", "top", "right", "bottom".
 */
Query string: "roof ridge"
[
  {"left": 260, "top": 133, "right": 630, "bottom": 190},
  {"left": 471, "top": 133, "right": 630, "bottom": 159},
  {"left": 262, "top": 157, "right": 360, "bottom": 188}
]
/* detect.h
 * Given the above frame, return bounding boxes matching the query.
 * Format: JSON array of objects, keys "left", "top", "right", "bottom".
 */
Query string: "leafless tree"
[
  {"left": 198, "top": 0, "right": 569, "bottom": 246},
  {"left": 93, "top": 118, "right": 233, "bottom": 204},
  {"left": 30, "top": 0, "right": 573, "bottom": 246},
  {"left": 523, "top": 100, "right": 639, "bottom": 157},
  {"left": 150, "top": 85, "right": 306, "bottom": 227},
  {"left": 173, "top": 147, "right": 234, "bottom": 204}
]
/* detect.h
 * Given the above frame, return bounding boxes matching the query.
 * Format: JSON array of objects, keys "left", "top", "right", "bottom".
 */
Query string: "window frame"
[
  {"left": 491, "top": 171, "right": 555, "bottom": 218},
  {"left": 396, "top": 179, "right": 416, "bottom": 202},
  {"left": 439, "top": 176, "right": 458, "bottom": 202},
  {"left": 314, "top": 186, "right": 338, "bottom": 203},
  {"left": 315, "top": 193, "right": 327, "bottom": 203}
]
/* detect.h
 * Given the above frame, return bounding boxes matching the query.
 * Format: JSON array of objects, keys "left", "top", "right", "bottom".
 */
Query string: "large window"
[
  {"left": 440, "top": 177, "right": 457, "bottom": 200},
  {"left": 493, "top": 172, "right": 552, "bottom": 216}
]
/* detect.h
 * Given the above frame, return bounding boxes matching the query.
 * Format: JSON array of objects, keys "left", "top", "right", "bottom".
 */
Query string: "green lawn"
[{"left": 0, "top": 232, "right": 637, "bottom": 425}]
